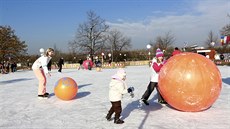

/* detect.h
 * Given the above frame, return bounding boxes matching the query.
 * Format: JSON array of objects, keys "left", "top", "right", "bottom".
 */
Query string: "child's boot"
[
  {"left": 141, "top": 99, "right": 149, "bottom": 105},
  {"left": 106, "top": 114, "right": 112, "bottom": 121},
  {"left": 114, "top": 118, "right": 124, "bottom": 124},
  {"left": 105, "top": 111, "right": 113, "bottom": 121}
]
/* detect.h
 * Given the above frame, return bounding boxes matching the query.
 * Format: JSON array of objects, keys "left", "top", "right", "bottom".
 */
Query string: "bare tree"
[
  {"left": 68, "top": 40, "right": 78, "bottom": 54},
  {"left": 220, "top": 14, "right": 230, "bottom": 36},
  {"left": 151, "top": 31, "right": 175, "bottom": 51},
  {"left": 107, "top": 29, "right": 131, "bottom": 62},
  {"left": 70, "top": 11, "right": 109, "bottom": 60},
  {"left": 204, "top": 30, "right": 218, "bottom": 48}
]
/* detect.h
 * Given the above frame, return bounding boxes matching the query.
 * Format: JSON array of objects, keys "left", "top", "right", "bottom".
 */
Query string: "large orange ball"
[
  {"left": 158, "top": 52, "right": 222, "bottom": 112},
  {"left": 54, "top": 77, "right": 78, "bottom": 101}
]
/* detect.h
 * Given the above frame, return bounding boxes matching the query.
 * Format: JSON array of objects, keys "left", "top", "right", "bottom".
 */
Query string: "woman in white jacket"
[
  {"left": 32, "top": 48, "right": 54, "bottom": 99},
  {"left": 106, "top": 68, "right": 134, "bottom": 124}
]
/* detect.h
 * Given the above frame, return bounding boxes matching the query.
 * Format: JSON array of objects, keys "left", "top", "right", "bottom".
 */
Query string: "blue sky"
[{"left": 0, "top": 0, "right": 229, "bottom": 54}]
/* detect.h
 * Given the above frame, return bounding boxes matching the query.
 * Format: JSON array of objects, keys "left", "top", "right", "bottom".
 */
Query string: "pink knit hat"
[
  {"left": 112, "top": 68, "right": 126, "bottom": 80},
  {"left": 156, "top": 48, "right": 164, "bottom": 58}
]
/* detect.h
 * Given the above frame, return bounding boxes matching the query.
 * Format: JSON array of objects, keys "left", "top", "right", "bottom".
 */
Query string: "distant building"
[{"left": 194, "top": 48, "right": 216, "bottom": 61}]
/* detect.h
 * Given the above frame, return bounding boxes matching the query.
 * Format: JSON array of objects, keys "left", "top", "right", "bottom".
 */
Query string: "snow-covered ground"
[{"left": 0, "top": 65, "right": 230, "bottom": 129}]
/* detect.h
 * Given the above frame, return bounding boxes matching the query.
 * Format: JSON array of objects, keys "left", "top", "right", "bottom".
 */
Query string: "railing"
[
  {"left": 53, "top": 60, "right": 151, "bottom": 69},
  {"left": 214, "top": 60, "right": 230, "bottom": 65}
]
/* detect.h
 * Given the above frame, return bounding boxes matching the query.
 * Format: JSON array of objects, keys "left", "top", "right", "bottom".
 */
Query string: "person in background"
[
  {"left": 58, "top": 57, "right": 64, "bottom": 72},
  {"left": 78, "top": 59, "right": 83, "bottom": 70},
  {"left": 32, "top": 48, "right": 55, "bottom": 99},
  {"left": 10, "top": 62, "right": 17, "bottom": 72},
  {"left": 5, "top": 61, "right": 10, "bottom": 73},
  {"left": 172, "top": 47, "right": 181, "bottom": 56},
  {"left": 106, "top": 68, "right": 134, "bottom": 124},
  {"left": 220, "top": 54, "right": 224, "bottom": 60},
  {"left": 95, "top": 59, "right": 102, "bottom": 67},
  {"left": 0, "top": 62, "right": 7, "bottom": 74},
  {"left": 140, "top": 48, "right": 167, "bottom": 105},
  {"left": 95, "top": 59, "right": 102, "bottom": 72},
  {"left": 83, "top": 58, "right": 93, "bottom": 70}
]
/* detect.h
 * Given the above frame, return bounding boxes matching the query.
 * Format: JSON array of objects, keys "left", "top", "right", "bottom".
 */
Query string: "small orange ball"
[{"left": 54, "top": 77, "right": 78, "bottom": 101}]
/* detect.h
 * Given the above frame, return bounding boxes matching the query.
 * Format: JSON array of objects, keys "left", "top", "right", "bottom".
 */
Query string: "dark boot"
[
  {"left": 106, "top": 109, "right": 114, "bottom": 121},
  {"left": 114, "top": 118, "right": 124, "bottom": 124},
  {"left": 141, "top": 99, "right": 149, "bottom": 105},
  {"left": 158, "top": 100, "right": 168, "bottom": 104},
  {"left": 106, "top": 114, "right": 112, "bottom": 121}
]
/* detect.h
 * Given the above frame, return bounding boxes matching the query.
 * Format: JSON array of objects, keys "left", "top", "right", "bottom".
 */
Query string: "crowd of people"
[
  {"left": 2, "top": 47, "right": 181, "bottom": 124},
  {"left": 3, "top": 46, "right": 227, "bottom": 125},
  {"left": 0, "top": 61, "right": 17, "bottom": 74}
]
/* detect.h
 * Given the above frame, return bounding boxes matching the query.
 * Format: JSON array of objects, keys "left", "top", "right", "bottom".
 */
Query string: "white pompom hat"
[
  {"left": 39, "top": 48, "right": 45, "bottom": 53},
  {"left": 112, "top": 68, "right": 126, "bottom": 80}
]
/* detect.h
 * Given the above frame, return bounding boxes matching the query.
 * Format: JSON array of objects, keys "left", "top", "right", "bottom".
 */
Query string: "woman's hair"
[{"left": 45, "top": 48, "right": 54, "bottom": 56}]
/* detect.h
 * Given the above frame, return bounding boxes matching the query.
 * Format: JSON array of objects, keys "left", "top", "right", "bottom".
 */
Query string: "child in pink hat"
[{"left": 141, "top": 48, "right": 167, "bottom": 105}]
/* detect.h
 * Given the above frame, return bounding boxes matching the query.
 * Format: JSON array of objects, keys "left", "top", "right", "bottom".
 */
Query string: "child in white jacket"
[
  {"left": 32, "top": 48, "right": 54, "bottom": 99},
  {"left": 106, "top": 68, "right": 134, "bottom": 124}
]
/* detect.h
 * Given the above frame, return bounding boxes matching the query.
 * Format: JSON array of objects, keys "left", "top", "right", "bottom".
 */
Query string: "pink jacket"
[{"left": 172, "top": 50, "right": 181, "bottom": 56}]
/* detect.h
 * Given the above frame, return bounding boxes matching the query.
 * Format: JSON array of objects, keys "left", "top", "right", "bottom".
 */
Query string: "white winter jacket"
[
  {"left": 109, "top": 79, "right": 128, "bottom": 102},
  {"left": 32, "top": 55, "right": 52, "bottom": 74}
]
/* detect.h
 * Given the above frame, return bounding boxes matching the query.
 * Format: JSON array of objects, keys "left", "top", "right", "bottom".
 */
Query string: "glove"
[
  {"left": 127, "top": 87, "right": 134, "bottom": 93},
  {"left": 130, "top": 92, "right": 134, "bottom": 98}
]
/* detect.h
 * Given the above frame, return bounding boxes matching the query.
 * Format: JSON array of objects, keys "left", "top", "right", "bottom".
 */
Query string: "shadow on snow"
[
  {"left": 222, "top": 77, "right": 230, "bottom": 85},
  {"left": 0, "top": 78, "right": 34, "bottom": 85}
]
